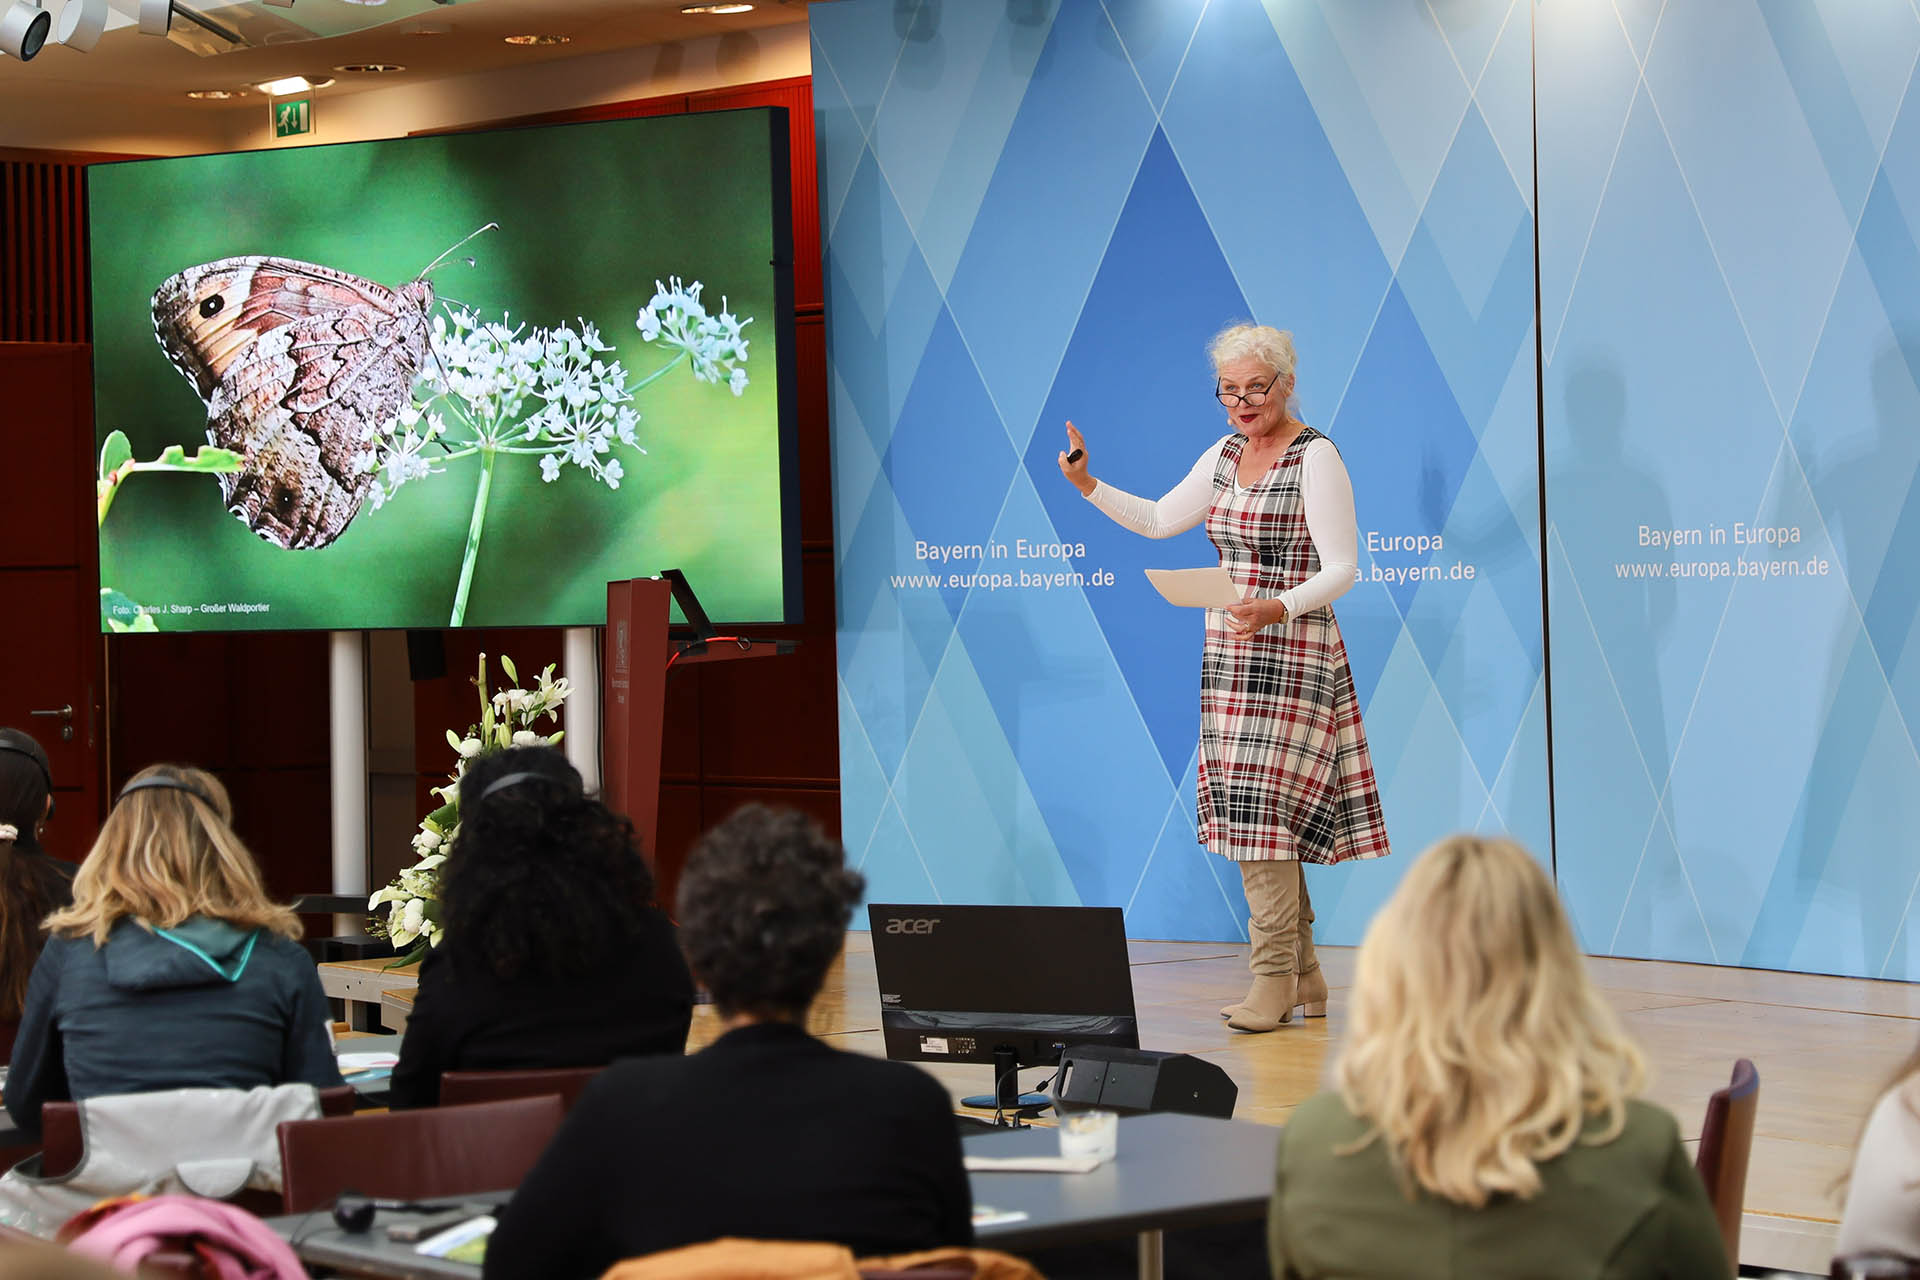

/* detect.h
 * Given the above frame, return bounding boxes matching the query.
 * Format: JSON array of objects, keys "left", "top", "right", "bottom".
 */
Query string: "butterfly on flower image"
[
  {"left": 106, "top": 227, "right": 755, "bottom": 628},
  {"left": 146, "top": 225, "right": 497, "bottom": 550}
]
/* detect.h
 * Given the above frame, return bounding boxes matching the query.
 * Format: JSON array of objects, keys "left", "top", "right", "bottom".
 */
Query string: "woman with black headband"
[
  {"left": 0, "top": 729, "right": 76, "bottom": 1060},
  {"left": 4, "top": 764, "right": 342, "bottom": 1139},
  {"left": 387, "top": 746, "right": 693, "bottom": 1109}
]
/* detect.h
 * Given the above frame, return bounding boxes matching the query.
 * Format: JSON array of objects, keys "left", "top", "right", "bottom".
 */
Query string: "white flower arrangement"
[
  {"left": 0, "top": 823, "right": 16, "bottom": 843},
  {"left": 368, "top": 653, "right": 572, "bottom": 959}
]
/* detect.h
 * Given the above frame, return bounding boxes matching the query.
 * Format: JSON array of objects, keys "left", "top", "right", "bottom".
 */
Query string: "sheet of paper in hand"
[{"left": 1144, "top": 566, "right": 1241, "bottom": 608}]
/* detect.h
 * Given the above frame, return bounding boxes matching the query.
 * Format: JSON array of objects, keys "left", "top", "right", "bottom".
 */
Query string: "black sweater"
[
  {"left": 387, "top": 907, "right": 694, "bottom": 1109},
  {"left": 482, "top": 1022, "right": 974, "bottom": 1278}
]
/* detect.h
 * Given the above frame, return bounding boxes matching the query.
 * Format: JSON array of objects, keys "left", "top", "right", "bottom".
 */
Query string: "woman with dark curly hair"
[
  {"left": 0, "top": 730, "right": 75, "bottom": 1060},
  {"left": 485, "top": 805, "right": 973, "bottom": 1280},
  {"left": 387, "top": 747, "right": 693, "bottom": 1109}
]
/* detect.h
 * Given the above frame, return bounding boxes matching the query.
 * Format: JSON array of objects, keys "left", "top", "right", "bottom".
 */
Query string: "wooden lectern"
[{"left": 602, "top": 575, "right": 790, "bottom": 865}]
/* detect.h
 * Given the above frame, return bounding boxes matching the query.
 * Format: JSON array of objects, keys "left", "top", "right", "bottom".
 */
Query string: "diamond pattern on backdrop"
[
  {"left": 822, "top": 0, "right": 1546, "bottom": 945},
  {"left": 1541, "top": 0, "right": 1920, "bottom": 977}
]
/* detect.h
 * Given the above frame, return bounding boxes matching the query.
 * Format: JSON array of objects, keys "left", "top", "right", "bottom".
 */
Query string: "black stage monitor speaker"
[{"left": 1052, "top": 1044, "right": 1237, "bottom": 1120}]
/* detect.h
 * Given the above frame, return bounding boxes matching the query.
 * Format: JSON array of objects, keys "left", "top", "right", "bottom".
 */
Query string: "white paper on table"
[
  {"left": 415, "top": 1214, "right": 496, "bottom": 1258},
  {"left": 336, "top": 1052, "right": 400, "bottom": 1071},
  {"left": 1144, "top": 566, "right": 1241, "bottom": 608},
  {"left": 964, "top": 1154, "right": 1107, "bottom": 1174}
]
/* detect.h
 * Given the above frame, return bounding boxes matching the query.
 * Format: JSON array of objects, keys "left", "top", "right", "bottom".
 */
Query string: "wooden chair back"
[
  {"left": 439, "top": 1065, "right": 605, "bottom": 1111},
  {"left": 276, "top": 1094, "right": 564, "bottom": 1213},
  {"left": 1833, "top": 1255, "right": 1920, "bottom": 1278},
  {"left": 1695, "top": 1057, "right": 1759, "bottom": 1273}
]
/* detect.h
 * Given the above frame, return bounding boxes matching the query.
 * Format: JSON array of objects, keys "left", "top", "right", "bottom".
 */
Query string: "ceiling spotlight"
[
  {"left": 55, "top": 0, "right": 107, "bottom": 51},
  {"left": 334, "top": 62, "right": 405, "bottom": 73},
  {"left": 257, "top": 74, "right": 312, "bottom": 95},
  {"left": 138, "top": 0, "right": 170, "bottom": 35},
  {"left": 1, "top": 2, "right": 52, "bottom": 61},
  {"left": 502, "top": 33, "right": 568, "bottom": 45},
  {"left": 682, "top": 3, "right": 754, "bottom": 11}
]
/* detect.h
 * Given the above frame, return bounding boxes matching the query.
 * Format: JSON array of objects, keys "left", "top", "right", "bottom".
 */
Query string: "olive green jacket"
[{"left": 1269, "top": 1093, "right": 1730, "bottom": 1280}]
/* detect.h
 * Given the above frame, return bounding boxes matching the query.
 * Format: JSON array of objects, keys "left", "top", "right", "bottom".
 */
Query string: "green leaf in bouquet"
[
  {"left": 385, "top": 940, "right": 429, "bottom": 971},
  {"left": 428, "top": 801, "right": 459, "bottom": 830}
]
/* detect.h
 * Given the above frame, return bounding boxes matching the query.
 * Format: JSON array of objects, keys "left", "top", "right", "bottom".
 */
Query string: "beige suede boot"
[
  {"left": 1295, "top": 863, "right": 1327, "bottom": 1017},
  {"left": 1222, "top": 861, "right": 1300, "bottom": 1021},
  {"left": 1227, "top": 919, "right": 1298, "bottom": 1032}
]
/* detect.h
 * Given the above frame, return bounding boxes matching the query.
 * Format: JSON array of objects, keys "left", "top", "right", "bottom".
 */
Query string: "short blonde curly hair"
[{"left": 1207, "top": 323, "right": 1296, "bottom": 382}]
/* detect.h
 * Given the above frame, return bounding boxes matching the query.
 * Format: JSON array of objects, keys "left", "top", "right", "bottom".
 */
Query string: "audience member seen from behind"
[
  {"left": 388, "top": 746, "right": 695, "bottom": 1109},
  {"left": 484, "top": 806, "right": 973, "bottom": 1280},
  {"left": 1268, "top": 835, "right": 1728, "bottom": 1279},
  {"left": 1836, "top": 1038, "right": 1920, "bottom": 1258},
  {"left": 0, "top": 730, "right": 75, "bottom": 1061},
  {"left": 4, "top": 765, "right": 344, "bottom": 1139}
]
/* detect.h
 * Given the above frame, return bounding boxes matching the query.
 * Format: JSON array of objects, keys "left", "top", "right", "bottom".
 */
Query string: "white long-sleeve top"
[
  {"left": 1838, "top": 1079, "right": 1920, "bottom": 1258},
  {"left": 1086, "top": 433, "right": 1359, "bottom": 618}
]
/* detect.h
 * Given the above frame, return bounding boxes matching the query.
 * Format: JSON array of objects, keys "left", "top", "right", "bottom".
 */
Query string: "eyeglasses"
[{"left": 1215, "top": 376, "right": 1278, "bottom": 408}]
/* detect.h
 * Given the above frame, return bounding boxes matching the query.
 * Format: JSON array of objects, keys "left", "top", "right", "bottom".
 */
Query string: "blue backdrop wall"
[
  {"left": 815, "top": 0, "right": 1547, "bottom": 947},
  {"left": 1539, "top": 1, "right": 1920, "bottom": 978}
]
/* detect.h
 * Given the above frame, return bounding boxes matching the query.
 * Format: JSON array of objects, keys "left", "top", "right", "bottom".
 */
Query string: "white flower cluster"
[
  {"left": 368, "top": 654, "right": 574, "bottom": 956},
  {"left": 357, "top": 404, "right": 451, "bottom": 511},
  {"left": 0, "top": 823, "right": 16, "bottom": 843},
  {"left": 355, "top": 279, "right": 752, "bottom": 515},
  {"left": 521, "top": 319, "right": 640, "bottom": 490},
  {"left": 636, "top": 277, "right": 752, "bottom": 397}
]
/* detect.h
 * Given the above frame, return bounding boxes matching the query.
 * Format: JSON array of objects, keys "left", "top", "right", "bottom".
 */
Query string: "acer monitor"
[
  {"left": 88, "top": 106, "right": 800, "bottom": 633},
  {"left": 867, "top": 904, "right": 1139, "bottom": 1112}
]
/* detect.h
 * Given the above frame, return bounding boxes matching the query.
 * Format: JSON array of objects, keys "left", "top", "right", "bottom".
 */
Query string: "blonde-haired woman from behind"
[
  {"left": 1267, "top": 835, "right": 1729, "bottom": 1280},
  {"left": 4, "top": 764, "right": 342, "bottom": 1141}
]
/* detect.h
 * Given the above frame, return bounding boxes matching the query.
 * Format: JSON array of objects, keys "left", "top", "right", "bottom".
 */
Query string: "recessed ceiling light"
[
  {"left": 682, "top": 3, "right": 755, "bottom": 12},
  {"left": 187, "top": 89, "right": 244, "bottom": 100},
  {"left": 257, "top": 75, "right": 313, "bottom": 96},
  {"left": 503, "top": 33, "right": 570, "bottom": 46},
  {"left": 334, "top": 63, "right": 407, "bottom": 74}
]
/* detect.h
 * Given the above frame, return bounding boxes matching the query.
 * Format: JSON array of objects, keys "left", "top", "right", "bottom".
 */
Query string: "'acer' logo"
[{"left": 885, "top": 917, "right": 939, "bottom": 934}]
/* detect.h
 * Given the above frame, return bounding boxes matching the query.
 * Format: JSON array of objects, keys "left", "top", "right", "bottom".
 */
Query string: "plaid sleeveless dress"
[{"left": 1198, "top": 429, "right": 1391, "bottom": 865}]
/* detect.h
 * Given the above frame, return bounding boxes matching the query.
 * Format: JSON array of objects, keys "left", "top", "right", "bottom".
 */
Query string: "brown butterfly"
[{"left": 150, "top": 228, "right": 491, "bottom": 550}]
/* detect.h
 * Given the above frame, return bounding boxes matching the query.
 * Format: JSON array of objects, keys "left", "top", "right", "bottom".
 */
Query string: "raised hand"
[{"left": 1058, "top": 421, "right": 1095, "bottom": 496}]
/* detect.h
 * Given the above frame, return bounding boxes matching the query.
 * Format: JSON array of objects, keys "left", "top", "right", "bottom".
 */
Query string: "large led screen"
[{"left": 90, "top": 108, "right": 797, "bottom": 632}]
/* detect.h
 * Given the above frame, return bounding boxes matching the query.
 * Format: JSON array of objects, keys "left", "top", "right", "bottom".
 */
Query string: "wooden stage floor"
[{"left": 689, "top": 934, "right": 1920, "bottom": 1275}]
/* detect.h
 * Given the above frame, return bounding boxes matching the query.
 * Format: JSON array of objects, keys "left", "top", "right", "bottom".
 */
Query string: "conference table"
[
  {"left": 271, "top": 1110, "right": 1280, "bottom": 1280},
  {"left": 319, "top": 958, "right": 422, "bottom": 1033}
]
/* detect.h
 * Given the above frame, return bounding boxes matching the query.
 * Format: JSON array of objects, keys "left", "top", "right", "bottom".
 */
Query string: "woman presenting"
[{"left": 1061, "top": 324, "right": 1390, "bottom": 1033}]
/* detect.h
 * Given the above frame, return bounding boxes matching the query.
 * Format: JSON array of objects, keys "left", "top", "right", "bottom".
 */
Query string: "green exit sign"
[{"left": 272, "top": 96, "right": 313, "bottom": 139}]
